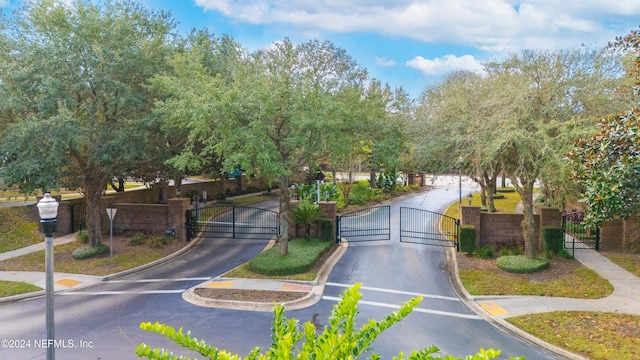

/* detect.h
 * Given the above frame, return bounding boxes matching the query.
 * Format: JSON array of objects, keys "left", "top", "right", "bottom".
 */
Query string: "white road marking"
[
  {"left": 60, "top": 290, "right": 185, "bottom": 295},
  {"left": 106, "top": 277, "right": 210, "bottom": 283},
  {"left": 321, "top": 296, "right": 481, "bottom": 320},
  {"left": 326, "top": 282, "right": 460, "bottom": 302}
]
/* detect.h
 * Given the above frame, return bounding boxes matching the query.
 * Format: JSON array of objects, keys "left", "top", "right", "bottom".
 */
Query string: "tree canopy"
[{"left": 0, "top": 0, "right": 175, "bottom": 245}]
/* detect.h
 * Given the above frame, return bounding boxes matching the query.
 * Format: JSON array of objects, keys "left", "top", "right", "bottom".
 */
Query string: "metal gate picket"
[
  {"left": 186, "top": 204, "right": 279, "bottom": 241},
  {"left": 336, "top": 206, "right": 390, "bottom": 242},
  {"left": 400, "top": 207, "right": 459, "bottom": 249}
]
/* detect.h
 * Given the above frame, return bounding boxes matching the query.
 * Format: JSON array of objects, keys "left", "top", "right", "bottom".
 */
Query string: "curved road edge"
[{"left": 445, "top": 246, "right": 586, "bottom": 360}]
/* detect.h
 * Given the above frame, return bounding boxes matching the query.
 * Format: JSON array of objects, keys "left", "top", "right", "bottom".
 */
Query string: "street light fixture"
[{"left": 37, "top": 193, "right": 59, "bottom": 360}]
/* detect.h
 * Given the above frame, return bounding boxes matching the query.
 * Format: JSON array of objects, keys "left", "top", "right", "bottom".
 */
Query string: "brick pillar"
[
  {"left": 168, "top": 198, "right": 191, "bottom": 242},
  {"left": 601, "top": 220, "right": 623, "bottom": 252},
  {"left": 460, "top": 205, "right": 481, "bottom": 248},
  {"left": 318, "top": 201, "right": 337, "bottom": 241}
]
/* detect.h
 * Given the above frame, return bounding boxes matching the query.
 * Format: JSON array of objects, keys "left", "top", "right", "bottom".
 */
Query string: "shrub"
[
  {"left": 291, "top": 202, "right": 326, "bottom": 239},
  {"left": 496, "top": 187, "right": 515, "bottom": 193},
  {"left": 136, "top": 283, "right": 517, "bottom": 360},
  {"left": 492, "top": 193, "right": 505, "bottom": 199},
  {"left": 475, "top": 246, "right": 494, "bottom": 259},
  {"left": 318, "top": 219, "right": 334, "bottom": 242},
  {"left": 459, "top": 225, "right": 476, "bottom": 254},
  {"left": 72, "top": 244, "right": 110, "bottom": 259},
  {"left": 542, "top": 226, "right": 564, "bottom": 254},
  {"left": 128, "top": 232, "right": 146, "bottom": 246},
  {"left": 496, "top": 255, "right": 549, "bottom": 274},
  {"left": 248, "top": 239, "right": 332, "bottom": 276},
  {"left": 145, "top": 235, "right": 174, "bottom": 248},
  {"left": 76, "top": 230, "right": 89, "bottom": 244}
]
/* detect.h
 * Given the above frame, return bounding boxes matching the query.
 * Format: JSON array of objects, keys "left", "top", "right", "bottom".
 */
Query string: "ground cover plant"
[{"left": 507, "top": 311, "right": 640, "bottom": 360}]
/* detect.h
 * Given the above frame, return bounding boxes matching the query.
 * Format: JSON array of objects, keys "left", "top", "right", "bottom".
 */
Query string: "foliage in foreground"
[{"left": 136, "top": 283, "right": 521, "bottom": 360}]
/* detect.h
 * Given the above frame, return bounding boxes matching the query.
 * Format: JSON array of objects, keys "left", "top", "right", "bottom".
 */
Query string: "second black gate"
[
  {"left": 336, "top": 206, "right": 390, "bottom": 242},
  {"left": 400, "top": 207, "right": 459, "bottom": 249},
  {"left": 187, "top": 204, "right": 279, "bottom": 241}
]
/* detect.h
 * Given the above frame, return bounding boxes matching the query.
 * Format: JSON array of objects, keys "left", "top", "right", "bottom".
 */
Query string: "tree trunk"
[
  {"left": 278, "top": 176, "right": 290, "bottom": 255},
  {"left": 515, "top": 179, "right": 537, "bottom": 258},
  {"left": 82, "top": 168, "right": 110, "bottom": 247},
  {"left": 369, "top": 170, "right": 377, "bottom": 188}
]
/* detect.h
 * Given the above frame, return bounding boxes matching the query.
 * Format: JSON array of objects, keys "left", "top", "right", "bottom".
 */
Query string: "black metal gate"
[
  {"left": 562, "top": 210, "right": 600, "bottom": 253},
  {"left": 336, "top": 206, "right": 390, "bottom": 242},
  {"left": 186, "top": 204, "right": 279, "bottom": 241},
  {"left": 400, "top": 207, "right": 459, "bottom": 249},
  {"left": 70, "top": 202, "right": 86, "bottom": 232}
]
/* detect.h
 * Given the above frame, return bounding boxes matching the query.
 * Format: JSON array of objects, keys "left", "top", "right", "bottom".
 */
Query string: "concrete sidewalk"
[
  {"left": 0, "top": 233, "right": 105, "bottom": 301},
  {"left": 457, "top": 249, "right": 640, "bottom": 319}
]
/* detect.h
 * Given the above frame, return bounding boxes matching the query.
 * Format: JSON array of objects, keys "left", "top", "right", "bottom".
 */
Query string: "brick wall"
[
  {"left": 288, "top": 201, "right": 337, "bottom": 241},
  {"left": 460, "top": 205, "right": 561, "bottom": 251}
]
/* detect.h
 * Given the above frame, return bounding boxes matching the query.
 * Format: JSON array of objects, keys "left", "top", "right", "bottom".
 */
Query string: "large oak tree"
[{"left": 0, "top": 0, "right": 175, "bottom": 246}]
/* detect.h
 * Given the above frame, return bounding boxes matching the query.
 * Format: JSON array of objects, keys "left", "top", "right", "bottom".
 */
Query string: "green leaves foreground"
[{"left": 135, "top": 283, "right": 522, "bottom": 360}]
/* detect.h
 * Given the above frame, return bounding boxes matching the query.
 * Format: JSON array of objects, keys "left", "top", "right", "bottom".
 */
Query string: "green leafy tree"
[
  {"left": 568, "top": 110, "right": 640, "bottom": 226},
  {"left": 216, "top": 38, "right": 366, "bottom": 255},
  {"left": 136, "top": 283, "right": 518, "bottom": 360},
  {"left": 150, "top": 30, "right": 246, "bottom": 197},
  {"left": 0, "top": 0, "right": 174, "bottom": 246},
  {"left": 485, "top": 47, "right": 626, "bottom": 258}
]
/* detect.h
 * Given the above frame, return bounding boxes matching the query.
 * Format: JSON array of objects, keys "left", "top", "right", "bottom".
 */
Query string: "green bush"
[
  {"left": 318, "top": 219, "right": 334, "bottom": 242},
  {"left": 76, "top": 230, "right": 89, "bottom": 244},
  {"left": 475, "top": 246, "right": 494, "bottom": 259},
  {"left": 248, "top": 239, "right": 333, "bottom": 276},
  {"left": 542, "top": 226, "right": 564, "bottom": 254},
  {"left": 496, "top": 255, "right": 549, "bottom": 274},
  {"left": 492, "top": 193, "right": 505, "bottom": 199},
  {"left": 128, "top": 232, "right": 146, "bottom": 246},
  {"left": 459, "top": 225, "right": 476, "bottom": 254},
  {"left": 496, "top": 187, "right": 515, "bottom": 193},
  {"left": 136, "top": 283, "right": 519, "bottom": 360},
  {"left": 145, "top": 235, "right": 174, "bottom": 248},
  {"left": 291, "top": 202, "right": 325, "bottom": 239},
  {"left": 72, "top": 244, "right": 110, "bottom": 259}
]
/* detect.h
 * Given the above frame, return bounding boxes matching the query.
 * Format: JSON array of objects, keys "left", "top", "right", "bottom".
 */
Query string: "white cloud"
[
  {"left": 193, "top": 0, "right": 640, "bottom": 52},
  {"left": 374, "top": 57, "right": 396, "bottom": 67},
  {"left": 406, "top": 54, "right": 484, "bottom": 77}
]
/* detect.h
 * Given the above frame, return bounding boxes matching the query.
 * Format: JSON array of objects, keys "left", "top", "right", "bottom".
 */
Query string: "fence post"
[
  {"left": 335, "top": 215, "right": 341, "bottom": 243},
  {"left": 232, "top": 205, "right": 236, "bottom": 239}
]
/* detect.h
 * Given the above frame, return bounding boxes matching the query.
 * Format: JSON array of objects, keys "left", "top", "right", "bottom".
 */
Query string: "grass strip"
[
  {"left": 0, "top": 280, "right": 42, "bottom": 297},
  {"left": 507, "top": 311, "right": 640, "bottom": 360},
  {"left": 459, "top": 267, "right": 612, "bottom": 298}
]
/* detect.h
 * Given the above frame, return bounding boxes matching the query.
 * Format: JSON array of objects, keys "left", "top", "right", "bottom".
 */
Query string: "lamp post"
[{"left": 37, "top": 193, "right": 59, "bottom": 360}]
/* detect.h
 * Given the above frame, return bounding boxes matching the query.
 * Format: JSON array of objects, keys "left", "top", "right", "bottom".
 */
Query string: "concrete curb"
[
  {"left": 182, "top": 241, "right": 349, "bottom": 311},
  {"left": 0, "top": 235, "right": 206, "bottom": 304},
  {"left": 446, "top": 247, "right": 587, "bottom": 360}
]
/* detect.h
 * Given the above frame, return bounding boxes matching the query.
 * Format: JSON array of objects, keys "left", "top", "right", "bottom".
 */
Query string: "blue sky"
[{"left": 4, "top": 1, "right": 640, "bottom": 99}]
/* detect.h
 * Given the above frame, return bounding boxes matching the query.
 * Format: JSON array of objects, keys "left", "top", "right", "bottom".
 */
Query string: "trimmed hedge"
[
  {"left": 72, "top": 244, "right": 110, "bottom": 259},
  {"left": 459, "top": 225, "right": 476, "bottom": 254},
  {"left": 542, "top": 226, "right": 564, "bottom": 253},
  {"left": 496, "top": 187, "right": 516, "bottom": 193},
  {"left": 496, "top": 255, "right": 549, "bottom": 274},
  {"left": 248, "top": 238, "right": 333, "bottom": 276}
]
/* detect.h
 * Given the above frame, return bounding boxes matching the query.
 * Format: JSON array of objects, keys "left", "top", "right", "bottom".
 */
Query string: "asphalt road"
[{"left": 0, "top": 189, "right": 560, "bottom": 359}]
